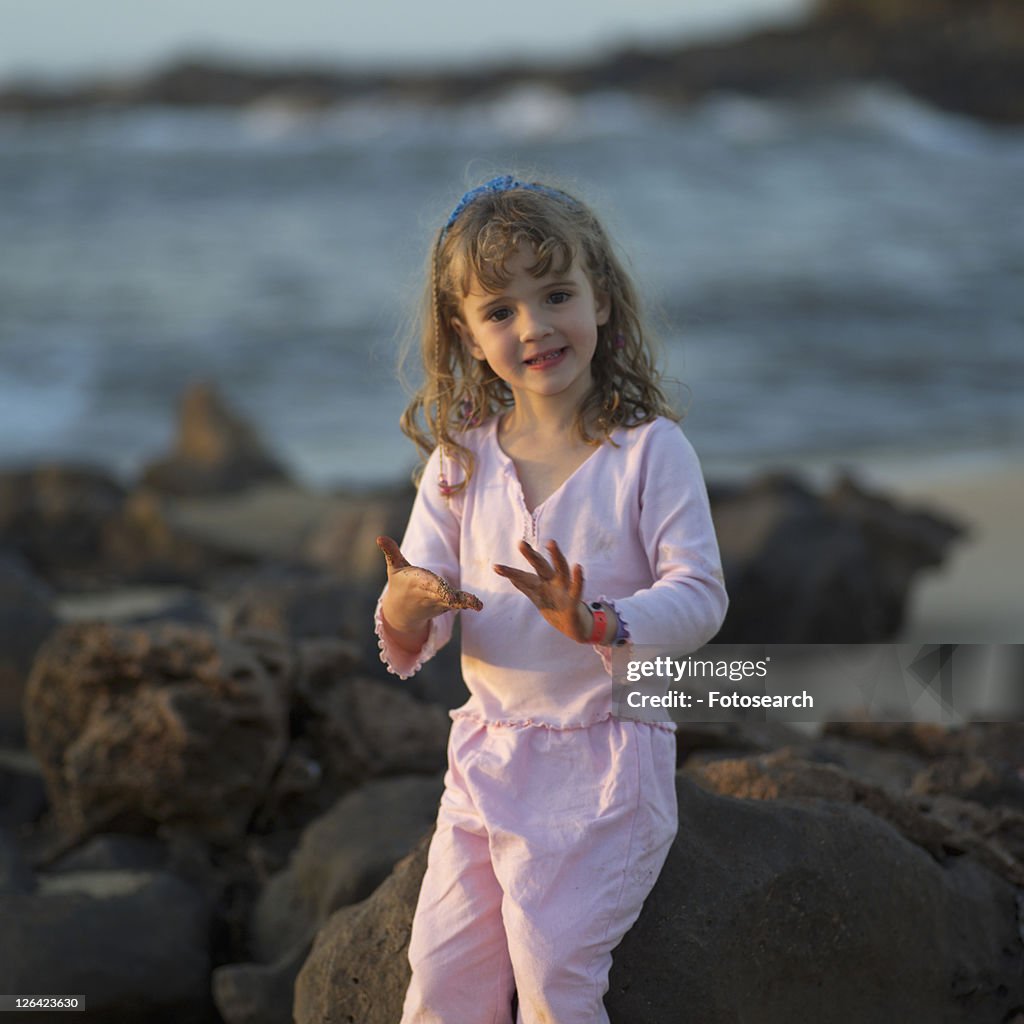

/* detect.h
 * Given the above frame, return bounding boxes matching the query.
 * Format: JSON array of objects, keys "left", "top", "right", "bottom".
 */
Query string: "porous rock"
[{"left": 23, "top": 622, "right": 288, "bottom": 843}]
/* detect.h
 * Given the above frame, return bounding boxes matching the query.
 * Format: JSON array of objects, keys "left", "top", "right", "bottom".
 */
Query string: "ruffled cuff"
[
  {"left": 374, "top": 592, "right": 453, "bottom": 680},
  {"left": 591, "top": 595, "right": 632, "bottom": 676}
]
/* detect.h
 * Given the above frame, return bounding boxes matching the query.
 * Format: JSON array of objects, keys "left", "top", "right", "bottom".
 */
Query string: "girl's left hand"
[{"left": 494, "top": 539, "right": 592, "bottom": 643}]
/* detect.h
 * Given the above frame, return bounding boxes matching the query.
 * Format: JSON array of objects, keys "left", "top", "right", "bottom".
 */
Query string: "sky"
[{"left": 0, "top": 0, "right": 811, "bottom": 81}]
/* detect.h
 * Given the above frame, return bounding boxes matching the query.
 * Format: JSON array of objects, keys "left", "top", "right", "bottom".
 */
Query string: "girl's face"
[{"left": 452, "top": 241, "right": 610, "bottom": 417}]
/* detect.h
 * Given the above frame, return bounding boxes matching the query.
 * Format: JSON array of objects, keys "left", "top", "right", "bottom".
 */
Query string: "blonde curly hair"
[{"left": 398, "top": 177, "right": 680, "bottom": 492}]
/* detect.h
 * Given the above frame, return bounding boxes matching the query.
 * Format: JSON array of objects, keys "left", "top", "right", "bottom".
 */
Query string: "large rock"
[
  {"left": 23, "top": 622, "right": 288, "bottom": 843},
  {"left": 293, "top": 772, "right": 1022, "bottom": 1023},
  {"left": 217, "top": 775, "right": 443, "bottom": 1024},
  {"left": 293, "top": 833, "right": 431, "bottom": 1024},
  {"left": 0, "top": 465, "right": 126, "bottom": 579},
  {"left": 687, "top": 747, "right": 1024, "bottom": 886},
  {"left": 0, "top": 747, "right": 47, "bottom": 829},
  {"left": 710, "top": 472, "right": 963, "bottom": 642},
  {"left": 309, "top": 677, "right": 450, "bottom": 790},
  {"left": 607, "top": 776, "right": 1021, "bottom": 1023},
  {"left": 0, "top": 551, "right": 57, "bottom": 742},
  {"left": 140, "top": 381, "right": 290, "bottom": 496},
  {"left": 251, "top": 774, "right": 443, "bottom": 965},
  {"left": 0, "top": 868, "right": 214, "bottom": 1022}
]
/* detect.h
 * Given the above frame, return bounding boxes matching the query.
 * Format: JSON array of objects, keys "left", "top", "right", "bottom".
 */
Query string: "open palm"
[
  {"left": 494, "top": 539, "right": 589, "bottom": 643},
  {"left": 376, "top": 536, "right": 482, "bottom": 632}
]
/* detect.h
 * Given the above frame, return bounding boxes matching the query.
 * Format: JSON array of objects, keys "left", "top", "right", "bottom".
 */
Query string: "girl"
[{"left": 375, "top": 174, "right": 728, "bottom": 1023}]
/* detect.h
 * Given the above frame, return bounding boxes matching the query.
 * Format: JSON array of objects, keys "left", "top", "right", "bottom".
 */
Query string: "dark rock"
[
  {"left": 790, "top": 733, "right": 928, "bottom": 792},
  {"left": 49, "top": 834, "right": 170, "bottom": 874},
  {"left": 251, "top": 774, "right": 443, "bottom": 965},
  {"left": 675, "top": 720, "right": 810, "bottom": 766},
  {"left": 293, "top": 833, "right": 431, "bottom": 1024},
  {"left": 0, "top": 747, "right": 48, "bottom": 828},
  {"left": 140, "top": 381, "right": 290, "bottom": 496},
  {"left": 823, "top": 719, "right": 967, "bottom": 759},
  {"left": 292, "top": 773, "right": 1023, "bottom": 1023},
  {"left": 0, "top": 869, "right": 213, "bottom": 1022},
  {"left": 224, "top": 571, "right": 352, "bottom": 641},
  {"left": 687, "top": 746, "right": 1024, "bottom": 885},
  {"left": 213, "top": 941, "right": 309, "bottom": 1024},
  {"left": 311, "top": 677, "right": 450, "bottom": 789},
  {"left": 607, "top": 776, "right": 1022, "bottom": 1023},
  {"left": 23, "top": 622, "right": 288, "bottom": 844},
  {"left": 0, "top": 825, "right": 36, "bottom": 894},
  {"left": 709, "top": 471, "right": 963, "bottom": 642},
  {"left": 911, "top": 754, "right": 1024, "bottom": 813},
  {"left": 4, "top": 2, "right": 1024, "bottom": 123},
  {"left": 0, "top": 551, "right": 57, "bottom": 743},
  {"left": 0, "top": 465, "right": 126, "bottom": 579}
]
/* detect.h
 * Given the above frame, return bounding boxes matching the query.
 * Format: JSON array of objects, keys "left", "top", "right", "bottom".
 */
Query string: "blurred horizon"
[{"left": 0, "top": 0, "right": 811, "bottom": 82}]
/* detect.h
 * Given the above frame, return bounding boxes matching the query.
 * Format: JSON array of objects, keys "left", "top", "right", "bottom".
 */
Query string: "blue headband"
[{"left": 441, "top": 175, "right": 578, "bottom": 239}]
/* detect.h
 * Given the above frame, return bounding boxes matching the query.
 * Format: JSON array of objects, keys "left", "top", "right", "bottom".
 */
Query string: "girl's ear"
[
  {"left": 452, "top": 317, "right": 485, "bottom": 360},
  {"left": 594, "top": 292, "right": 611, "bottom": 327}
]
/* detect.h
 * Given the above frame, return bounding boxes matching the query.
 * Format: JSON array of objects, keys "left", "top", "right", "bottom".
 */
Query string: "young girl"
[{"left": 375, "top": 174, "right": 728, "bottom": 1023}]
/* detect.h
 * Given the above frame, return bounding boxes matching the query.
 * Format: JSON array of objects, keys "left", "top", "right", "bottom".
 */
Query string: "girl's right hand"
[{"left": 376, "top": 536, "right": 483, "bottom": 637}]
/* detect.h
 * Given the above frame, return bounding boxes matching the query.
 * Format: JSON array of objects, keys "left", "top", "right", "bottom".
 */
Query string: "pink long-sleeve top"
[{"left": 375, "top": 414, "right": 728, "bottom": 730}]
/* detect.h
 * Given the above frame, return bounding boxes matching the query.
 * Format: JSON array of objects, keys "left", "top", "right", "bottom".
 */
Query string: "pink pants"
[{"left": 400, "top": 714, "right": 678, "bottom": 1024}]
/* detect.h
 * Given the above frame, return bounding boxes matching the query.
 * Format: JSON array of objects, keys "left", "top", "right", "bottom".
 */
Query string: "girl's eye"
[
  {"left": 487, "top": 308, "right": 512, "bottom": 323},
  {"left": 548, "top": 291, "right": 572, "bottom": 305}
]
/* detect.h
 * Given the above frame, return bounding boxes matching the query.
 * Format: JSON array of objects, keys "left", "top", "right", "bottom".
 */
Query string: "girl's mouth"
[{"left": 524, "top": 347, "right": 568, "bottom": 368}]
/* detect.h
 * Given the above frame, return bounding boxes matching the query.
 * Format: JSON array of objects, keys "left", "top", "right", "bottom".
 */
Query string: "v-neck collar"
[{"left": 489, "top": 413, "right": 616, "bottom": 517}]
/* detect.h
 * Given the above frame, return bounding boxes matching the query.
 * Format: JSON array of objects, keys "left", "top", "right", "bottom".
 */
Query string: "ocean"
[{"left": 1, "top": 82, "right": 1022, "bottom": 488}]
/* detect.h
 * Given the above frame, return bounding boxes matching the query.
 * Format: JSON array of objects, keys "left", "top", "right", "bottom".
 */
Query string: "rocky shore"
[
  {"left": 2, "top": 0, "right": 1023, "bottom": 124},
  {"left": 1, "top": 382, "right": 1021, "bottom": 1022}
]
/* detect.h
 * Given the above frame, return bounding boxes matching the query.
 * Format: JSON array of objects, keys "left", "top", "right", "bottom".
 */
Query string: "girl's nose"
[{"left": 519, "top": 307, "right": 554, "bottom": 343}]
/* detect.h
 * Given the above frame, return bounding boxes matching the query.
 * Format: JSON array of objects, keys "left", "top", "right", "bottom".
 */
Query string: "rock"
[
  {"left": 293, "top": 833, "right": 431, "bottom": 1024},
  {"left": 311, "top": 677, "right": 450, "bottom": 789},
  {"left": 606, "top": 776, "right": 1022, "bottom": 1023},
  {"left": 140, "top": 381, "right": 290, "bottom": 496},
  {"left": 48, "top": 834, "right": 170, "bottom": 874},
  {"left": 303, "top": 484, "right": 414, "bottom": 586},
  {"left": 675, "top": 720, "right": 810, "bottom": 765},
  {"left": 709, "top": 471, "right": 963, "bottom": 642},
  {"left": 213, "top": 942, "right": 309, "bottom": 1024},
  {"left": 0, "top": 868, "right": 213, "bottom": 1022},
  {"left": 911, "top": 755, "right": 1024, "bottom": 813},
  {"left": 0, "top": 552, "right": 57, "bottom": 742},
  {"left": 823, "top": 720, "right": 966, "bottom": 759},
  {"left": 292, "top": 774, "right": 1022, "bottom": 1023},
  {"left": 687, "top": 747, "right": 1024, "bottom": 886},
  {"left": 5, "top": 1, "right": 1024, "bottom": 125},
  {"left": 0, "top": 825, "right": 36, "bottom": 894},
  {"left": 100, "top": 487, "right": 253, "bottom": 584},
  {"left": 0, "top": 747, "right": 48, "bottom": 828},
  {"left": 791, "top": 733, "right": 928, "bottom": 792},
  {"left": 23, "top": 622, "right": 288, "bottom": 844},
  {"left": 251, "top": 774, "right": 443, "bottom": 965},
  {"left": 224, "top": 570, "right": 353, "bottom": 641},
  {"left": 0, "top": 464, "right": 126, "bottom": 580}
]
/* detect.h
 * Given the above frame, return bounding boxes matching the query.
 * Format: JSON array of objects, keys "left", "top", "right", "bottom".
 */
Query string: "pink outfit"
[{"left": 375, "top": 415, "right": 727, "bottom": 1023}]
